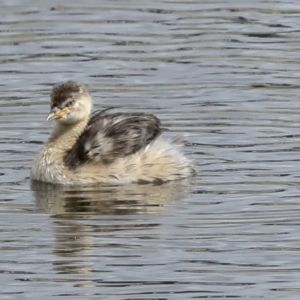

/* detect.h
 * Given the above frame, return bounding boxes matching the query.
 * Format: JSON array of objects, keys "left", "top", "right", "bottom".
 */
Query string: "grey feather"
[{"left": 64, "top": 109, "right": 162, "bottom": 167}]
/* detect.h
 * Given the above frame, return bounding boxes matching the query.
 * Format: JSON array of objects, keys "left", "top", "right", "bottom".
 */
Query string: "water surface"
[{"left": 1, "top": 0, "right": 300, "bottom": 299}]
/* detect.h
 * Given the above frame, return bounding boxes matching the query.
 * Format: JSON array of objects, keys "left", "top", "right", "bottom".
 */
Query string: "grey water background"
[{"left": 1, "top": 0, "right": 300, "bottom": 298}]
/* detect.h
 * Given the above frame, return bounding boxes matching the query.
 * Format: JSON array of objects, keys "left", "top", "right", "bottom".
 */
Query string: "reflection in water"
[
  {"left": 31, "top": 180, "right": 188, "bottom": 278},
  {"left": 31, "top": 180, "right": 188, "bottom": 215}
]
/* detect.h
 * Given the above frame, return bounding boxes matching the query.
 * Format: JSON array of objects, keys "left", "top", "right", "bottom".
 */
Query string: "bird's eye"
[{"left": 67, "top": 100, "right": 75, "bottom": 107}]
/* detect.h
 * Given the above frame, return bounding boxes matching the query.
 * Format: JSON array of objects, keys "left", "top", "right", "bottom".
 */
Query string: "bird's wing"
[{"left": 63, "top": 109, "right": 162, "bottom": 167}]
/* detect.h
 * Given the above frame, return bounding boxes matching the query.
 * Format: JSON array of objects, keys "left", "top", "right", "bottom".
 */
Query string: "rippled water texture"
[{"left": 1, "top": 0, "right": 300, "bottom": 299}]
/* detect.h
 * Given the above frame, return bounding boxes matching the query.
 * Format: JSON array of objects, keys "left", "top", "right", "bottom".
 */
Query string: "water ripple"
[{"left": 1, "top": 0, "right": 300, "bottom": 299}]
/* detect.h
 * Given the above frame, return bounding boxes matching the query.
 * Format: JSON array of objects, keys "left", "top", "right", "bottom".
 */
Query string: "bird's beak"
[{"left": 46, "top": 107, "right": 70, "bottom": 121}]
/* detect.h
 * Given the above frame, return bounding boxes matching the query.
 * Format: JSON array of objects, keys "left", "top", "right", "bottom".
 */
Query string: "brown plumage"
[
  {"left": 64, "top": 110, "right": 162, "bottom": 166},
  {"left": 30, "top": 80, "right": 194, "bottom": 185},
  {"left": 50, "top": 80, "right": 86, "bottom": 109}
]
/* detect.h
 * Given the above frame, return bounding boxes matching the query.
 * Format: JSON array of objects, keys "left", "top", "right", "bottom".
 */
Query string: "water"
[{"left": 1, "top": 0, "right": 300, "bottom": 298}]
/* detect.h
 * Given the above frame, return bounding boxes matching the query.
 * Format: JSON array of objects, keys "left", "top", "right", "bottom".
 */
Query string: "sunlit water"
[{"left": 1, "top": 0, "right": 300, "bottom": 299}]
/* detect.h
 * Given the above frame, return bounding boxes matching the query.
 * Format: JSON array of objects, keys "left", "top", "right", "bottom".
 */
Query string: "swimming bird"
[{"left": 30, "top": 80, "right": 194, "bottom": 185}]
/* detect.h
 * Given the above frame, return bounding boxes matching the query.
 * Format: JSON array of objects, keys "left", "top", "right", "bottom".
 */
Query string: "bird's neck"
[{"left": 48, "top": 118, "right": 88, "bottom": 152}]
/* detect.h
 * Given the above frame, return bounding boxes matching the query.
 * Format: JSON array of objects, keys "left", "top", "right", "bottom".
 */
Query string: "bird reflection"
[
  {"left": 31, "top": 180, "right": 188, "bottom": 215},
  {"left": 31, "top": 180, "right": 189, "bottom": 278}
]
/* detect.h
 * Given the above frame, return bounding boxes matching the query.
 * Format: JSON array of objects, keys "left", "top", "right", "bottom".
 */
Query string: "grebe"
[{"left": 31, "top": 80, "right": 194, "bottom": 185}]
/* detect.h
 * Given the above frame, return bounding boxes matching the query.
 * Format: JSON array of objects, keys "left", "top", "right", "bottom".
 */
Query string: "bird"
[{"left": 30, "top": 80, "right": 194, "bottom": 185}]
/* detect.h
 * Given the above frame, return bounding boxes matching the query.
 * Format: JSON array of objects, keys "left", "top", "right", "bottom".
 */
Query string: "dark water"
[{"left": 1, "top": 0, "right": 300, "bottom": 299}]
